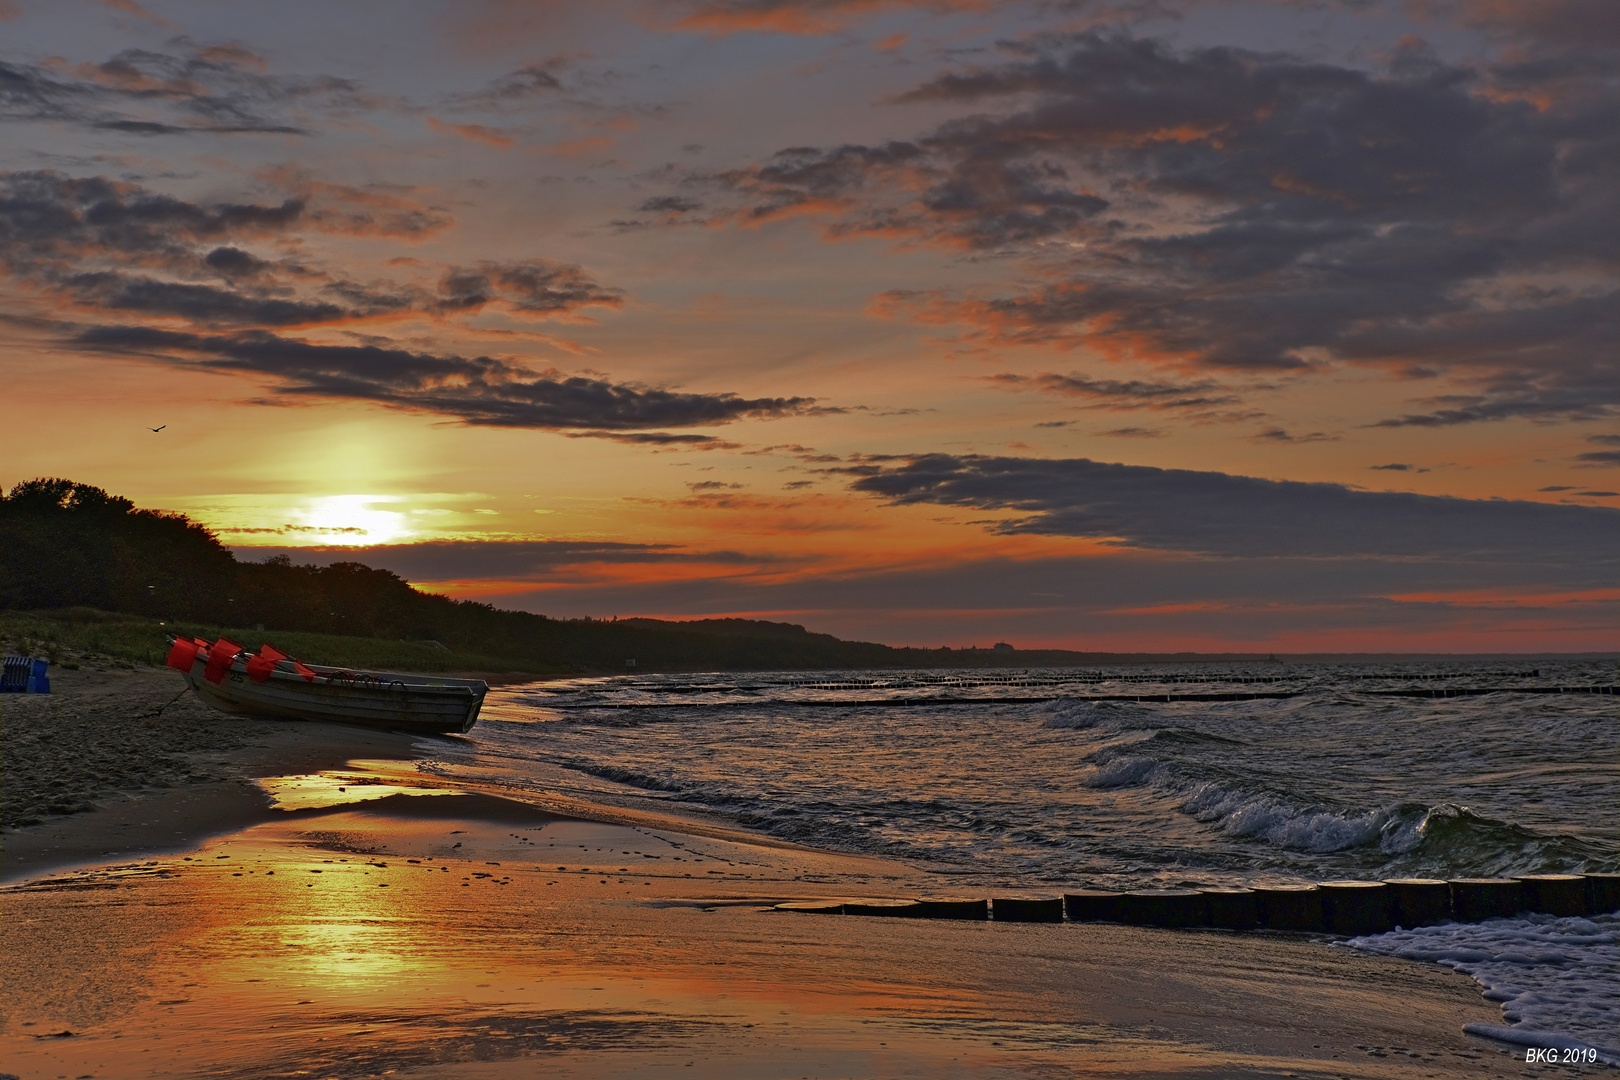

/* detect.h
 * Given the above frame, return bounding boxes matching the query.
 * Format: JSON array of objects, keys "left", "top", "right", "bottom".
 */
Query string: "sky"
[{"left": 1, "top": 0, "right": 1616, "bottom": 653}]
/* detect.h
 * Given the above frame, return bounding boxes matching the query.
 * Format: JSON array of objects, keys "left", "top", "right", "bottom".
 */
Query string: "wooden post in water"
[
  {"left": 1449, "top": 879, "right": 1524, "bottom": 921},
  {"left": 1385, "top": 879, "right": 1451, "bottom": 927},
  {"left": 1202, "top": 887, "right": 1257, "bottom": 931},
  {"left": 1063, "top": 890, "right": 1122, "bottom": 923},
  {"left": 1252, "top": 885, "right": 1324, "bottom": 932},
  {"left": 992, "top": 897, "right": 1064, "bottom": 923},
  {"left": 1320, "top": 881, "right": 1392, "bottom": 935},
  {"left": 1518, "top": 875, "right": 1589, "bottom": 917}
]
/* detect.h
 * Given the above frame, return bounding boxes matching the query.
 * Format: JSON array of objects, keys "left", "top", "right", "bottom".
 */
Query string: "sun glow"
[{"left": 296, "top": 494, "right": 414, "bottom": 546}]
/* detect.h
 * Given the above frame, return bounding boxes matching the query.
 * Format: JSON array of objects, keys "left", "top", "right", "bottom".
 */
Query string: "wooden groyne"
[
  {"left": 546, "top": 685, "right": 1616, "bottom": 709},
  {"left": 776, "top": 873, "right": 1620, "bottom": 934}
]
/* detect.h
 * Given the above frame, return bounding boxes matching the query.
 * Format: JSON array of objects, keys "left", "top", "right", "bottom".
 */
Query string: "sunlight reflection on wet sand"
[{"left": 1, "top": 790, "right": 1522, "bottom": 1079}]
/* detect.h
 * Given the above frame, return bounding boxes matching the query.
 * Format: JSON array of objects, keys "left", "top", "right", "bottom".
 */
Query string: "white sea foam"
[
  {"left": 1180, "top": 782, "right": 1387, "bottom": 852},
  {"left": 1080, "top": 749, "right": 1399, "bottom": 854},
  {"left": 1084, "top": 754, "right": 1162, "bottom": 788},
  {"left": 1346, "top": 913, "right": 1620, "bottom": 1065}
]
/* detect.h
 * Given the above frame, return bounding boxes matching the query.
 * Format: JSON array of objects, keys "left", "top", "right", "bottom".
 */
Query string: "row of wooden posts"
[{"left": 776, "top": 873, "right": 1619, "bottom": 936}]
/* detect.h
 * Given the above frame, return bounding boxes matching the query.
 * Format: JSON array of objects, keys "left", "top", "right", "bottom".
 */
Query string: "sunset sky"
[{"left": 2, "top": 0, "right": 1615, "bottom": 652}]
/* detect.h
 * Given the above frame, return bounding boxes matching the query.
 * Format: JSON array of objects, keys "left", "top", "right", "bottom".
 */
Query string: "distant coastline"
[{"left": 3, "top": 480, "right": 1615, "bottom": 677}]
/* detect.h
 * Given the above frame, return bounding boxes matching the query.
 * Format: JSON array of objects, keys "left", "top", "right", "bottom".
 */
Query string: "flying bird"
[{"left": 149, "top": 425, "right": 165, "bottom": 432}]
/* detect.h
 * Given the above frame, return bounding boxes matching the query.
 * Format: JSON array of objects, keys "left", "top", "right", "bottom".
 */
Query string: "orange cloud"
[
  {"left": 1381, "top": 587, "right": 1620, "bottom": 607},
  {"left": 96, "top": 0, "right": 179, "bottom": 30},
  {"left": 257, "top": 166, "right": 454, "bottom": 239},
  {"left": 670, "top": 0, "right": 987, "bottom": 36},
  {"left": 733, "top": 195, "right": 856, "bottom": 228},
  {"left": 547, "top": 135, "right": 613, "bottom": 158},
  {"left": 426, "top": 116, "right": 516, "bottom": 149}
]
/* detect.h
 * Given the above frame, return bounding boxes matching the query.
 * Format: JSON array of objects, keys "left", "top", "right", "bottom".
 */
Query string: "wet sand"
[{"left": 0, "top": 671, "right": 1539, "bottom": 1078}]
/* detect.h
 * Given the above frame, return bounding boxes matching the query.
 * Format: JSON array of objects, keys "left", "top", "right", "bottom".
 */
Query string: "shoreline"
[
  {"left": 0, "top": 664, "right": 431, "bottom": 882},
  {"left": 1, "top": 666, "right": 1551, "bottom": 1077},
  {"left": 0, "top": 664, "right": 892, "bottom": 883},
  {"left": 2, "top": 789, "right": 1535, "bottom": 1079}
]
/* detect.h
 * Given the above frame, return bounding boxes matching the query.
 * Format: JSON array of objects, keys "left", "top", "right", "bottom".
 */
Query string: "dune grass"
[{"left": 0, "top": 608, "right": 566, "bottom": 676}]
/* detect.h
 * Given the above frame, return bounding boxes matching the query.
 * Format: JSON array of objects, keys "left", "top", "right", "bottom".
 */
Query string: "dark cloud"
[
  {"left": 612, "top": 196, "right": 710, "bottom": 232},
  {"left": 473, "top": 546, "right": 1618, "bottom": 646},
  {"left": 1370, "top": 463, "right": 1415, "bottom": 471},
  {"left": 76, "top": 325, "right": 820, "bottom": 432},
  {"left": 0, "top": 170, "right": 303, "bottom": 273},
  {"left": 1096, "top": 426, "right": 1164, "bottom": 438},
  {"left": 834, "top": 453, "right": 1618, "bottom": 563},
  {"left": 0, "top": 171, "right": 448, "bottom": 280},
  {"left": 993, "top": 371, "right": 1237, "bottom": 410},
  {"left": 0, "top": 42, "right": 369, "bottom": 136},
  {"left": 445, "top": 63, "right": 566, "bottom": 111},
  {"left": 0, "top": 172, "right": 621, "bottom": 330},
  {"left": 59, "top": 270, "right": 350, "bottom": 326},
  {"left": 0, "top": 169, "right": 367, "bottom": 326},
  {"left": 677, "top": 31, "right": 1616, "bottom": 416},
  {"left": 230, "top": 539, "right": 763, "bottom": 583},
  {"left": 1539, "top": 485, "right": 1577, "bottom": 491},
  {"left": 203, "top": 246, "right": 272, "bottom": 277},
  {"left": 639, "top": 195, "right": 704, "bottom": 214},
  {"left": 704, "top": 138, "right": 1110, "bottom": 248},
  {"left": 433, "top": 260, "right": 622, "bottom": 316},
  {"left": 1456, "top": 0, "right": 1620, "bottom": 51},
  {"left": 1252, "top": 428, "right": 1335, "bottom": 444},
  {"left": 564, "top": 430, "right": 736, "bottom": 446},
  {"left": 1577, "top": 433, "right": 1620, "bottom": 466}
]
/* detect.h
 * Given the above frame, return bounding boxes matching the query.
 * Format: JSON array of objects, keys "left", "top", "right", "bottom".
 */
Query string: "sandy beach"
[{"left": 1, "top": 668, "right": 1547, "bottom": 1078}]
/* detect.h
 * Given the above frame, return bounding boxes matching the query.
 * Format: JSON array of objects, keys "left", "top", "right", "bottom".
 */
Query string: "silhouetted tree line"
[
  {"left": 0, "top": 478, "right": 976, "bottom": 671},
  {"left": 0, "top": 478, "right": 235, "bottom": 619}
]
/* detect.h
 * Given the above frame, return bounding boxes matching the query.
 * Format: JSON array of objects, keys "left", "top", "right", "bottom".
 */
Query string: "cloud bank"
[
  {"left": 1, "top": 169, "right": 819, "bottom": 437},
  {"left": 78, "top": 326, "right": 819, "bottom": 433},
  {"left": 677, "top": 30, "right": 1617, "bottom": 425},
  {"left": 837, "top": 454, "right": 1619, "bottom": 564}
]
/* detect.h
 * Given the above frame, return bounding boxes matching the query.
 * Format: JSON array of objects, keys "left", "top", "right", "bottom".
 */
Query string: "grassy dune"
[{"left": 0, "top": 608, "right": 563, "bottom": 677}]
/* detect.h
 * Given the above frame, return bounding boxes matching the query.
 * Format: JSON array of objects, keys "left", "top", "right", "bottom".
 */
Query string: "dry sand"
[
  {"left": 1, "top": 665, "right": 423, "bottom": 880},
  {"left": 0, "top": 668, "right": 1545, "bottom": 1078}
]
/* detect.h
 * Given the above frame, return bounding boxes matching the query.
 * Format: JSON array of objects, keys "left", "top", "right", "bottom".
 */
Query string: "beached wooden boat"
[{"left": 166, "top": 637, "right": 486, "bottom": 735}]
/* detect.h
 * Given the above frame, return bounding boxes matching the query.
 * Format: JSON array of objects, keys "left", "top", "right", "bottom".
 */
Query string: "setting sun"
[{"left": 296, "top": 495, "right": 414, "bottom": 547}]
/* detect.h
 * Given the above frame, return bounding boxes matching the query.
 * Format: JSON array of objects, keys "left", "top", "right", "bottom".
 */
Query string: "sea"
[{"left": 409, "top": 659, "right": 1619, "bottom": 1061}]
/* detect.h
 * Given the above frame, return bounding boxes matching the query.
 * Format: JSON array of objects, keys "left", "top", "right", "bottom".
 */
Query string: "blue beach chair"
[{"left": 0, "top": 655, "right": 50, "bottom": 693}]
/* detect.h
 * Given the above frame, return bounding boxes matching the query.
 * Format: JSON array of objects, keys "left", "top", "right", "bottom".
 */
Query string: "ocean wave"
[
  {"left": 1376, "top": 802, "right": 1609, "bottom": 876},
  {"left": 563, "top": 760, "right": 686, "bottom": 792},
  {"left": 1070, "top": 734, "right": 1601, "bottom": 869},
  {"left": 472, "top": 661, "right": 1619, "bottom": 885},
  {"left": 1176, "top": 780, "right": 1382, "bottom": 852},
  {"left": 1041, "top": 699, "right": 1159, "bottom": 730},
  {"left": 1170, "top": 782, "right": 1596, "bottom": 868},
  {"left": 1083, "top": 753, "right": 1163, "bottom": 788}
]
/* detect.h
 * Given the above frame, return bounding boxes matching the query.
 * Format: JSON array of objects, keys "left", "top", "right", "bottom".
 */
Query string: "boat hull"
[{"left": 178, "top": 655, "right": 487, "bottom": 735}]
